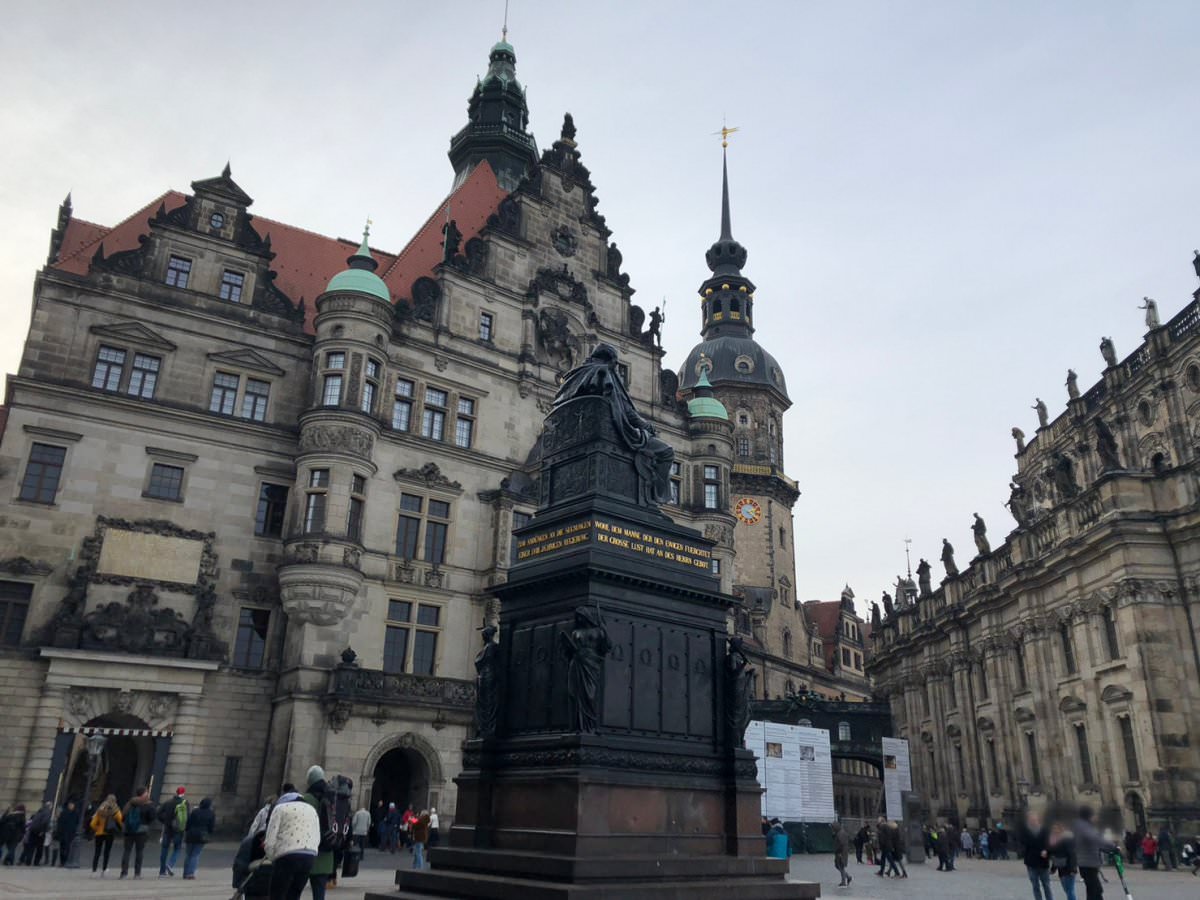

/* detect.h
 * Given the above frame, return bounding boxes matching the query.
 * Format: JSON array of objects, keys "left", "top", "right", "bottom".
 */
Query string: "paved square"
[{"left": 787, "top": 853, "right": 1197, "bottom": 899}]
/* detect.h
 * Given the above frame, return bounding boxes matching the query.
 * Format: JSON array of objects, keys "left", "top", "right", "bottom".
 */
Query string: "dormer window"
[
  {"left": 166, "top": 255, "right": 192, "bottom": 289},
  {"left": 219, "top": 270, "right": 245, "bottom": 303}
]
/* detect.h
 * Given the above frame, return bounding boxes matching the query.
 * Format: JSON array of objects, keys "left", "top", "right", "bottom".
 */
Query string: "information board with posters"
[
  {"left": 746, "top": 720, "right": 836, "bottom": 822},
  {"left": 881, "top": 736, "right": 912, "bottom": 821}
]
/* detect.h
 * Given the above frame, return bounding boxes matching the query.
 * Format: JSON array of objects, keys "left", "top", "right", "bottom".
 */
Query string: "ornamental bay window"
[
  {"left": 303, "top": 469, "right": 329, "bottom": 533},
  {"left": 322, "top": 352, "right": 346, "bottom": 406},
  {"left": 703, "top": 465, "right": 720, "bottom": 510},
  {"left": 383, "top": 600, "right": 443, "bottom": 676},
  {"left": 347, "top": 474, "right": 366, "bottom": 542},
  {"left": 362, "top": 359, "right": 381, "bottom": 414}
]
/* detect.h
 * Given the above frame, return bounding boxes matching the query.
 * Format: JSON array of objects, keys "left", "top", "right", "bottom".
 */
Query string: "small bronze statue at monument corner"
[
  {"left": 972, "top": 513, "right": 990, "bottom": 557},
  {"left": 474, "top": 624, "right": 500, "bottom": 738},
  {"left": 553, "top": 343, "right": 675, "bottom": 506},
  {"left": 559, "top": 606, "right": 611, "bottom": 734},
  {"left": 1100, "top": 336, "right": 1117, "bottom": 368},
  {"left": 1033, "top": 398, "right": 1049, "bottom": 429},
  {"left": 725, "top": 637, "right": 755, "bottom": 749},
  {"left": 941, "top": 538, "right": 958, "bottom": 577},
  {"left": 916, "top": 558, "right": 932, "bottom": 598}
]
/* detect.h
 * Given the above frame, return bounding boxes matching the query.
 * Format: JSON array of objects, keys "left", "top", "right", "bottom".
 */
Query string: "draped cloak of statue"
[
  {"left": 559, "top": 605, "right": 612, "bottom": 734},
  {"left": 553, "top": 343, "right": 675, "bottom": 505}
]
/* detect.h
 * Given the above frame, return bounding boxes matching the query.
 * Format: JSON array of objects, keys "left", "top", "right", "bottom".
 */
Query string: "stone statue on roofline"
[
  {"left": 972, "top": 513, "right": 990, "bottom": 557},
  {"left": 1066, "top": 369, "right": 1080, "bottom": 400},
  {"left": 1100, "top": 336, "right": 1117, "bottom": 368},
  {"left": 916, "top": 558, "right": 933, "bottom": 598},
  {"left": 1095, "top": 417, "right": 1122, "bottom": 471},
  {"left": 1012, "top": 426, "right": 1026, "bottom": 453},
  {"left": 1140, "top": 296, "right": 1160, "bottom": 329},
  {"left": 1033, "top": 398, "right": 1049, "bottom": 429},
  {"left": 941, "top": 538, "right": 958, "bottom": 577}
]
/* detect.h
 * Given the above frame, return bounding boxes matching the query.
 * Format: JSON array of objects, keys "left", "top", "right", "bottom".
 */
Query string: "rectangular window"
[
  {"left": 1074, "top": 723, "right": 1094, "bottom": 784},
  {"left": 145, "top": 462, "right": 184, "bottom": 501},
  {"left": 210, "top": 371, "right": 240, "bottom": 415},
  {"left": 1060, "top": 622, "right": 1077, "bottom": 675},
  {"left": 669, "top": 461, "right": 681, "bottom": 505},
  {"left": 241, "top": 378, "right": 270, "bottom": 421},
  {"left": 393, "top": 379, "right": 414, "bottom": 431},
  {"left": 127, "top": 353, "right": 160, "bottom": 399},
  {"left": 366, "top": 359, "right": 381, "bottom": 380},
  {"left": 361, "top": 380, "right": 377, "bottom": 414},
  {"left": 455, "top": 397, "right": 475, "bottom": 448},
  {"left": 922, "top": 684, "right": 930, "bottom": 717},
  {"left": 978, "top": 660, "right": 990, "bottom": 700},
  {"left": 947, "top": 676, "right": 957, "bottom": 709},
  {"left": 322, "top": 374, "right": 343, "bottom": 407},
  {"left": 711, "top": 558, "right": 721, "bottom": 576},
  {"left": 841, "top": 648, "right": 851, "bottom": 666},
  {"left": 854, "top": 651, "right": 862, "bottom": 668},
  {"left": 0, "top": 581, "right": 33, "bottom": 647},
  {"left": 1118, "top": 715, "right": 1139, "bottom": 781},
  {"left": 254, "top": 483, "right": 289, "bottom": 538},
  {"left": 383, "top": 600, "right": 440, "bottom": 676},
  {"left": 233, "top": 607, "right": 270, "bottom": 669},
  {"left": 987, "top": 739, "right": 1000, "bottom": 787},
  {"left": 221, "top": 756, "right": 241, "bottom": 793},
  {"left": 165, "top": 255, "right": 192, "bottom": 288},
  {"left": 703, "top": 464, "right": 720, "bottom": 510},
  {"left": 425, "top": 521, "right": 448, "bottom": 565},
  {"left": 737, "top": 437, "right": 750, "bottom": 458},
  {"left": 422, "top": 388, "right": 448, "bottom": 440},
  {"left": 219, "top": 270, "right": 245, "bottom": 302},
  {"left": 479, "top": 311, "right": 494, "bottom": 341},
  {"left": 19, "top": 443, "right": 66, "bottom": 504},
  {"left": 1014, "top": 646, "right": 1028, "bottom": 690},
  {"left": 1103, "top": 607, "right": 1121, "bottom": 660},
  {"left": 347, "top": 474, "right": 366, "bottom": 542},
  {"left": 92, "top": 345, "right": 126, "bottom": 391},
  {"left": 326, "top": 352, "right": 346, "bottom": 370},
  {"left": 1026, "top": 731, "right": 1041, "bottom": 784},
  {"left": 384, "top": 624, "right": 410, "bottom": 674},
  {"left": 413, "top": 628, "right": 438, "bottom": 675},
  {"left": 303, "top": 469, "right": 329, "bottom": 533},
  {"left": 510, "top": 511, "right": 531, "bottom": 564}
]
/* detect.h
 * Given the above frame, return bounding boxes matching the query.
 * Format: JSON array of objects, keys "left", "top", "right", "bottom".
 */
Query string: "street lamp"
[{"left": 64, "top": 733, "right": 107, "bottom": 869}]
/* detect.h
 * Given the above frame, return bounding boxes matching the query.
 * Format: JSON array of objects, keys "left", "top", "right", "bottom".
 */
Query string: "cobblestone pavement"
[
  {"left": 0, "top": 842, "right": 403, "bottom": 899},
  {"left": 788, "top": 852, "right": 1198, "bottom": 899}
]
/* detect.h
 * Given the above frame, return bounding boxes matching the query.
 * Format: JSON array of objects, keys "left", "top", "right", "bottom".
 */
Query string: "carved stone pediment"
[
  {"left": 206, "top": 347, "right": 285, "bottom": 376},
  {"left": 393, "top": 462, "right": 462, "bottom": 493},
  {"left": 90, "top": 321, "right": 177, "bottom": 352},
  {"left": 0, "top": 556, "right": 52, "bottom": 576}
]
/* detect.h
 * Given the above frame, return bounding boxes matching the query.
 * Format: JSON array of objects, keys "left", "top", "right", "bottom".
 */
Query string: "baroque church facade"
[
  {"left": 867, "top": 277, "right": 1200, "bottom": 836},
  {"left": 0, "top": 38, "right": 867, "bottom": 825}
]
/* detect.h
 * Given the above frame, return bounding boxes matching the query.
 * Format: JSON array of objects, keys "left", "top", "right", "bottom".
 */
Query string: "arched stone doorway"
[
  {"left": 361, "top": 732, "right": 444, "bottom": 814},
  {"left": 65, "top": 714, "right": 155, "bottom": 805}
]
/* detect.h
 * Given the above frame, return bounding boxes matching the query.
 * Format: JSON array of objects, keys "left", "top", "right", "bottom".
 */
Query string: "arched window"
[
  {"left": 838, "top": 721, "right": 851, "bottom": 741},
  {"left": 782, "top": 629, "right": 793, "bottom": 659}
]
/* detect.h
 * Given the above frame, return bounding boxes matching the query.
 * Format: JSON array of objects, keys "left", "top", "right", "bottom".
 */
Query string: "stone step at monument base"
[{"left": 367, "top": 850, "right": 820, "bottom": 900}]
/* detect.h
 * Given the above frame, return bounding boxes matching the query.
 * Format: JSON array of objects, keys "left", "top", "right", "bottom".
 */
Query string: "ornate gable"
[
  {"left": 90, "top": 321, "right": 177, "bottom": 352},
  {"left": 206, "top": 348, "right": 286, "bottom": 376}
]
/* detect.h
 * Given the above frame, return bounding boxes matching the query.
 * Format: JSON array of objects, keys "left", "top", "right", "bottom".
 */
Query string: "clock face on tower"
[{"left": 735, "top": 497, "right": 762, "bottom": 525}]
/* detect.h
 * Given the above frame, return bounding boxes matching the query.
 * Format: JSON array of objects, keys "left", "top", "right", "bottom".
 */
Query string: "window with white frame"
[
  {"left": 303, "top": 469, "right": 329, "bottom": 533},
  {"left": 362, "top": 359, "right": 381, "bottom": 414},
  {"left": 455, "top": 397, "right": 475, "bottom": 448},
  {"left": 127, "top": 353, "right": 161, "bottom": 399},
  {"left": 322, "top": 352, "right": 346, "bottom": 406},
  {"left": 92, "top": 346, "right": 126, "bottom": 391},
  {"left": 395, "top": 493, "right": 422, "bottom": 559},
  {"left": 393, "top": 378, "right": 414, "bottom": 431},
  {"left": 165, "top": 255, "right": 192, "bottom": 288},
  {"left": 210, "top": 372, "right": 240, "bottom": 415},
  {"left": 703, "top": 465, "right": 720, "bottom": 509},
  {"left": 421, "top": 387, "right": 448, "bottom": 440},
  {"left": 347, "top": 474, "right": 366, "bottom": 542},
  {"left": 383, "top": 599, "right": 442, "bottom": 676},
  {"left": 219, "top": 270, "right": 245, "bottom": 302},
  {"left": 838, "top": 721, "right": 851, "bottom": 741},
  {"left": 19, "top": 443, "right": 67, "bottom": 504},
  {"left": 425, "top": 499, "right": 451, "bottom": 565},
  {"left": 479, "top": 311, "right": 494, "bottom": 342},
  {"left": 668, "top": 462, "right": 681, "bottom": 505},
  {"left": 241, "top": 378, "right": 270, "bottom": 421}
]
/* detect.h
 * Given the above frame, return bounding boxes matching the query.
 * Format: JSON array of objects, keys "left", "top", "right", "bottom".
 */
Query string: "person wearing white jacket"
[{"left": 264, "top": 793, "right": 319, "bottom": 900}]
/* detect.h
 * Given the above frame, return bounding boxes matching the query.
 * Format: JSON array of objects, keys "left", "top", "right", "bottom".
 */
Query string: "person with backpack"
[
  {"left": 264, "top": 792, "right": 319, "bottom": 900},
  {"left": 182, "top": 797, "right": 214, "bottom": 879},
  {"left": 157, "top": 785, "right": 189, "bottom": 877},
  {"left": 119, "top": 787, "right": 154, "bottom": 878},
  {"left": 21, "top": 802, "right": 52, "bottom": 866},
  {"left": 233, "top": 827, "right": 273, "bottom": 900},
  {"left": 1, "top": 804, "right": 26, "bottom": 865},
  {"left": 89, "top": 794, "right": 123, "bottom": 876},
  {"left": 301, "top": 765, "right": 337, "bottom": 900},
  {"left": 411, "top": 809, "right": 431, "bottom": 870}
]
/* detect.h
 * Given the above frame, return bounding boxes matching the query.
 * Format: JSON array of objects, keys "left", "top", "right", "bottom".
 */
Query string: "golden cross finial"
[
  {"left": 363, "top": 217, "right": 373, "bottom": 239},
  {"left": 712, "top": 124, "right": 740, "bottom": 148}
]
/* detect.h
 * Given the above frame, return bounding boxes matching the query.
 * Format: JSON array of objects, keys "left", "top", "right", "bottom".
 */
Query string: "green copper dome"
[
  {"left": 687, "top": 369, "right": 729, "bottom": 420},
  {"left": 324, "top": 227, "right": 390, "bottom": 303}
]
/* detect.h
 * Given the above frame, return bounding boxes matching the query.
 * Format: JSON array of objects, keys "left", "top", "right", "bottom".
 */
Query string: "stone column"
[
  {"left": 18, "top": 683, "right": 66, "bottom": 805},
  {"left": 163, "top": 693, "right": 203, "bottom": 793}
]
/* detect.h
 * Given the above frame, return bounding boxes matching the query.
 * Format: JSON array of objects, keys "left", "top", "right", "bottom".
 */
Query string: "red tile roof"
[
  {"left": 803, "top": 600, "right": 842, "bottom": 642},
  {"left": 48, "top": 161, "right": 509, "bottom": 335}
]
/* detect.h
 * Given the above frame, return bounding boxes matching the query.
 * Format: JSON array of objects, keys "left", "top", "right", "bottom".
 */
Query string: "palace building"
[
  {"left": 0, "top": 37, "right": 868, "bottom": 826},
  {"left": 867, "top": 274, "right": 1200, "bottom": 836}
]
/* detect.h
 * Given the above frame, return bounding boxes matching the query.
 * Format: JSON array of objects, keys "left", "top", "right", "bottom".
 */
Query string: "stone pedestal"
[{"left": 369, "top": 387, "right": 816, "bottom": 899}]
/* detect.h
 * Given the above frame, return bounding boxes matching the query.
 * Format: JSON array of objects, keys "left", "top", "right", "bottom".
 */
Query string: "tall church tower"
[
  {"left": 447, "top": 38, "right": 539, "bottom": 191},
  {"left": 680, "top": 150, "right": 802, "bottom": 697}
]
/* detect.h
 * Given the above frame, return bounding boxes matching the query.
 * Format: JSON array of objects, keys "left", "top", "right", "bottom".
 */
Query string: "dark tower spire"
[
  {"left": 448, "top": 38, "right": 538, "bottom": 192},
  {"left": 699, "top": 148, "right": 755, "bottom": 338}
]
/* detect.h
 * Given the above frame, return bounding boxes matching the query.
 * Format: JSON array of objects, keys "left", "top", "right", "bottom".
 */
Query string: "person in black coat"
[
  {"left": 1021, "top": 811, "right": 1052, "bottom": 900},
  {"left": 54, "top": 800, "right": 79, "bottom": 866},
  {"left": 182, "top": 797, "right": 215, "bottom": 879},
  {"left": 232, "top": 830, "right": 273, "bottom": 899},
  {"left": 0, "top": 805, "right": 26, "bottom": 865}
]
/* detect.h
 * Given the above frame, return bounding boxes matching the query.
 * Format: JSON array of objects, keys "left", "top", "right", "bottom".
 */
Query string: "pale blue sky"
[{"left": 1, "top": 2, "right": 1196, "bottom": 615}]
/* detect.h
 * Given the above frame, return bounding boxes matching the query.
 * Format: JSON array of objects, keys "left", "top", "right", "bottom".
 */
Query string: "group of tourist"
[{"left": 0, "top": 786, "right": 214, "bottom": 878}]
